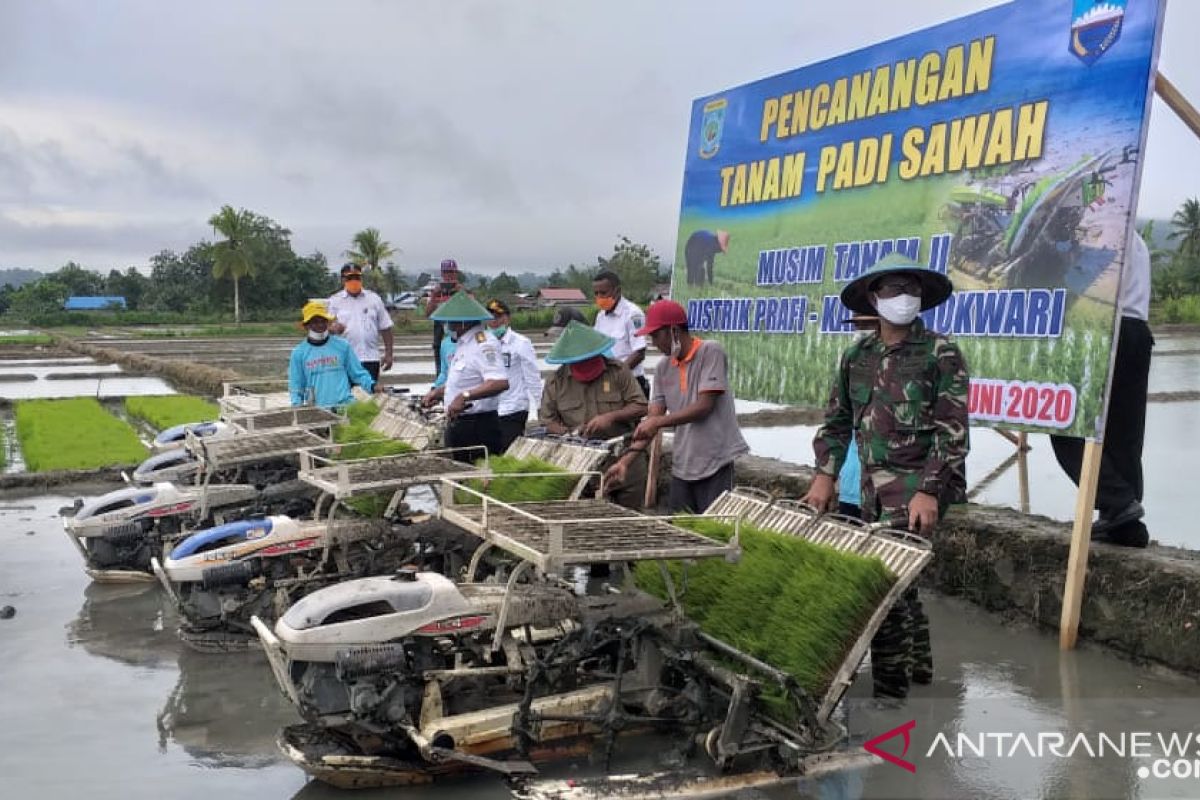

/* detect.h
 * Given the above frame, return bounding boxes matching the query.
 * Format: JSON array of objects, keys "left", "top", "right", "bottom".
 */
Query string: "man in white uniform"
[
  {"left": 592, "top": 270, "right": 649, "bottom": 399},
  {"left": 422, "top": 292, "right": 509, "bottom": 462},
  {"left": 328, "top": 263, "right": 394, "bottom": 383},
  {"left": 486, "top": 298, "right": 544, "bottom": 452}
]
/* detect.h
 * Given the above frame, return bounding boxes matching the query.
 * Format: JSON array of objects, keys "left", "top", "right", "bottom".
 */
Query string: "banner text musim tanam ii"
[{"left": 672, "top": 0, "right": 1165, "bottom": 438}]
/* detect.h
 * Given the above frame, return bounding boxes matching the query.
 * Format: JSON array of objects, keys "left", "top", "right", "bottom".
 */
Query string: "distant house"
[
  {"left": 536, "top": 287, "right": 587, "bottom": 307},
  {"left": 64, "top": 296, "right": 127, "bottom": 311}
]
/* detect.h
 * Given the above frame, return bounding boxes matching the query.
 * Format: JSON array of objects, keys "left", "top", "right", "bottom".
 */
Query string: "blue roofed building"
[{"left": 63, "top": 296, "right": 127, "bottom": 311}]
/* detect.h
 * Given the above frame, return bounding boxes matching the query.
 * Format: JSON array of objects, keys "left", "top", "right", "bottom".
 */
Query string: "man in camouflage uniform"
[{"left": 803, "top": 253, "right": 969, "bottom": 700}]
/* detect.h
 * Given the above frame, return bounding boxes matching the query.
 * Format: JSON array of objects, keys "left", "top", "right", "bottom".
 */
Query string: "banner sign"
[{"left": 672, "top": 0, "right": 1165, "bottom": 438}]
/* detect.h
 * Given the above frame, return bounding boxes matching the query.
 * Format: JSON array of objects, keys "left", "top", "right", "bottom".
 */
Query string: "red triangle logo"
[{"left": 863, "top": 719, "right": 917, "bottom": 773}]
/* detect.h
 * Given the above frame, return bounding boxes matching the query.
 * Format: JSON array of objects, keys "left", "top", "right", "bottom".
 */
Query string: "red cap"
[{"left": 635, "top": 299, "right": 688, "bottom": 336}]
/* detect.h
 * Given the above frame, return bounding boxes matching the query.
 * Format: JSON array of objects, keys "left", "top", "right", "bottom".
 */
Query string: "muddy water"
[
  {"left": 5, "top": 492, "right": 1200, "bottom": 800},
  {"left": 0, "top": 357, "right": 174, "bottom": 400}
]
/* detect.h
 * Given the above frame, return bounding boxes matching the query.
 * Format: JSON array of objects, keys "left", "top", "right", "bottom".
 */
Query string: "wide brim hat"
[
  {"left": 545, "top": 320, "right": 614, "bottom": 365},
  {"left": 839, "top": 253, "right": 954, "bottom": 316},
  {"left": 430, "top": 290, "right": 492, "bottom": 322},
  {"left": 301, "top": 300, "right": 336, "bottom": 324}
]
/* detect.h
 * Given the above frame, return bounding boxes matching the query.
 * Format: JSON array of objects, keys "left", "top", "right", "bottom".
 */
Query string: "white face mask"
[
  {"left": 670, "top": 330, "right": 682, "bottom": 358},
  {"left": 307, "top": 329, "right": 329, "bottom": 344},
  {"left": 873, "top": 293, "right": 922, "bottom": 326}
]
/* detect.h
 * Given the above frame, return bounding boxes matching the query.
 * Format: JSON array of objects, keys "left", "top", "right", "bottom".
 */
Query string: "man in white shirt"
[
  {"left": 327, "top": 263, "right": 394, "bottom": 383},
  {"left": 1050, "top": 233, "right": 1153, "bottom": 547},
  {"left": 486, "top": 298, "right": 544, "bottom": 452},
  {"left": 592, "top": 270, "right": 649, "bottom": 399}
]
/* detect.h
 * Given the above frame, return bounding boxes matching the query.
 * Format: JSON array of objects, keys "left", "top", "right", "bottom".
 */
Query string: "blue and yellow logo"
[
  {"left": 699, "top": 98, "right": 727, "bottom": 159},
  {"left": 1069, "top": 1, "right": 1126, "bottom": 65}
]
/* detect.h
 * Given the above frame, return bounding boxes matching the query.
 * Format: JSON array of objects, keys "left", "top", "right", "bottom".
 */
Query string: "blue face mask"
[{"left": 492, "top": 325, "right": 508, "bottom": 339}]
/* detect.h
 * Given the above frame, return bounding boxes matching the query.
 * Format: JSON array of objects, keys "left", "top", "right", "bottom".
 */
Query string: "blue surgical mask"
[
  {"left": 449, "top": 330, "right": 459, "bottom": 343},
  {"left": 492, "top": 325, "right": 508, "bottom": 339}
]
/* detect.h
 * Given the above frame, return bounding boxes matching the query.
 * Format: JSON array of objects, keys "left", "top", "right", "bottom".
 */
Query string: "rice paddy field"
[
  {"left": 124, "top": 395, "right": 220, "bottom": 429},
  {"left": 635, "top": 517, "right": 895, "bottom": 701},
  {"left": 15, "top": 398, "right": 149, "bottom": 471}
]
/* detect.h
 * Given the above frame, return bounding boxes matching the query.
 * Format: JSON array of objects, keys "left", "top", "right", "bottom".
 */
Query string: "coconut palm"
[
  {"left": 207, "top": 205, "right": 257, "bottom": 324},
  {"left": 344, "top": 227, "right": 397, "bottom": 272},
  {"left": 1168, "top": 198, "right": 1200, "bottom": 260}
]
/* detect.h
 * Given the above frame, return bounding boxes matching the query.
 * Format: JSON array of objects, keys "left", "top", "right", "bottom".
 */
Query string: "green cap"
[
  {"left": 430, "top": 290, "right": 492, "bottom": 322},
  {"left": 839, "top": 253, "right": 954, "bottom": 316},
  {"left": 545, "top": 320, "right": 614, "bottom": 365}
]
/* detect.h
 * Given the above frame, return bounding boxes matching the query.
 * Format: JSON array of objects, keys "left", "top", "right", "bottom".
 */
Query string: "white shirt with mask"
[
  {"left": 593, "top": 296, "right": 647, "bottom": 377},
  {"left": 327, "top": 287, "right": 393, "bottom": 363},
  {"left": 493, "top": 328, "right": 543, "bottom": 416},
  {"left": 444, "top": 324, "right": 506, "bottom": 415}
]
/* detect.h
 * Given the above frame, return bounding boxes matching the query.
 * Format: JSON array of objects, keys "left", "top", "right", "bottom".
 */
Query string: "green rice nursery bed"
[
  {"left": 16, "top": 398, "right": 148, "bottom": 471},
  {"left": 634, "top": 518, "right": 895, "bottom": 704},
  {"left": 333, "top": 401, "right": 416, "bottom": 461},
  {"left": 124, "top": 395, "right": 219, "bottom": 430}
]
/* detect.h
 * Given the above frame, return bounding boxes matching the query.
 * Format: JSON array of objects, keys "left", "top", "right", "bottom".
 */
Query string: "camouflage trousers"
[{"left": 871, "top": 586, "right": 932, "bottom": 699}]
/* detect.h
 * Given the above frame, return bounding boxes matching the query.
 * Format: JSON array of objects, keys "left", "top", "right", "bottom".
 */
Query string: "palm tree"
[
  {"left": 345, "top": 227, "right": 397, "bottom": 272},
  {"left": 208, "top": 205, "right": 257, "bottom": 324},
  {"left": 1168, "top": 198, "right": 1200, "bottom": 260}
]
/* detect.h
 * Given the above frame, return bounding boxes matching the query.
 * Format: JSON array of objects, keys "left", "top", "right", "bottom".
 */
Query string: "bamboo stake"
[
  {"left": 1060, "top": 440, "right": 1103, "bottom": 650},
  {"left": 1016, "top": 432, "right": 1030, "bottom": 514},
  {"left": 644, "top": 432, "right": 662, "bottom": 509}
]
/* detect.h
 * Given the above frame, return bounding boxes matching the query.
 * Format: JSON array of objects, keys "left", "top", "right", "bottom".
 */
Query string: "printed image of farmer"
[{"left": 684, "top": 229, "right": 730, "bottom": 286}]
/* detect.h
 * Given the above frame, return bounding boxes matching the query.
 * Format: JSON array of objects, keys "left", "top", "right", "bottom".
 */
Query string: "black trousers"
[
  {"left": 1050, "top": 316, "right": 1153, "bottom": 514},
  {"left": 497, "top": 410, "right": 529, "bottom": 454},
  {"left": 668, "top": 461, "right": 735, "bottom": 514},
  {"left": 445, "top": 411, "right": 500, "bottom": 463},
  {"left": 361, "top": 361, "right": 380, "bottom": 384}
]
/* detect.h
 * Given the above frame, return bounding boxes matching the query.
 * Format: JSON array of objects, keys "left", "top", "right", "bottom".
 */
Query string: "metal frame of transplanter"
[
  {"left": 438, "top": 475, "right": 741, "bottom": 652},
  {"left": 218, "top": 379, "right": 292, "bottom": 416},
  {"left": 366, "top": 393, "right": 445, "bottom": 451},
  {"left": 296, "top": 446, "right": 492, "bottom": 522},
  {"left": 502, "top": 434, "right": 619, "bottom": 500},
  {"left": 184, "top": 426, "right": 330, "bottom": 517},
  {"left": 224, "top": 405, "right": 343, "bottom": 434}
]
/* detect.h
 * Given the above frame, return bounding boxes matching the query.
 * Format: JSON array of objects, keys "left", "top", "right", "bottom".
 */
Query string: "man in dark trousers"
[
  {"left": 803, "top": 253, "right": 969, "bottom": 700},
  {"left": 425, "top": 258, "right": 464, "bottom": 373},
  {"left": 1050, "top": 234, "right": 1153, "bottom": 547},
  {"left": 683, "top": 229, "right": 730, "bottom": 286}
]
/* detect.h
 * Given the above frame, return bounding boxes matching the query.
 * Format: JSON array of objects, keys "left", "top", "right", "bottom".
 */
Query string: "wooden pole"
[
  {"left": 644, "top": 432, "right": 662, "bottom": 509},
  {"left": 1156, "top": 72, "right": 1200, "bottom": 140},
  {"left": 995, "top": 428, "right": 1021, "bottom": 448},
  {"left": 1059, "top": 440, "right": 1103, "bottom": 649},
  {"left": 1016, "top": 432, "right": 1030, "bottom": 514}
]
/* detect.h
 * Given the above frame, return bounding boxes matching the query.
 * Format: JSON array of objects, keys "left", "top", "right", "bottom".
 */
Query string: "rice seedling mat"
[
  {"left": 504, "top": 435, "right": 614, "bottom": 498},
  {"left": 298, "top": 448, "right": 490, "bottom": 499},
  {"left": 698, "top": 490, "right": 935, "bottom": 724},
  {"left": 439, "top": 483, "right": 740, "bottom": 573},
  {"left": 186, "top": 427, "right": 327, "bottom": 469}
]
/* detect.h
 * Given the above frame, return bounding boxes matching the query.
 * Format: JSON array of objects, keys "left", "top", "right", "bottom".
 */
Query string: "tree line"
[{"left": 0, "top": 206, "right": 670, "bottom": 323}]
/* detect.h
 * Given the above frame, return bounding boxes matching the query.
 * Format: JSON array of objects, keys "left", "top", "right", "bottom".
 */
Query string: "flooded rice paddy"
[{"left": 5, "top": 492, "right": 1200, "bottom": 800}]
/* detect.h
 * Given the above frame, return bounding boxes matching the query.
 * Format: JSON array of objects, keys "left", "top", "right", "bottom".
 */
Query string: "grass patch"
[
  {"left": 124, "top": 395, "right": 219, "bottom": 430},
  {"left": 1151, "top": 295, "right": 1200, "bottom": 325},
  {"left": 460, "top": 455, "right": 579, "bottom": 504},
  {"left": 633, "top": 517, "right": 894, "bottom": 705},
  {"left": 15, "top": 398, "right": 148, "bottom": 471}
]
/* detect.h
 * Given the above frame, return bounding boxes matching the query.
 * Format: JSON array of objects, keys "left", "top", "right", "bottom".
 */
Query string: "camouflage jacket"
[{"left": 813, "top": 320, "right": 969, "bottom": 524}]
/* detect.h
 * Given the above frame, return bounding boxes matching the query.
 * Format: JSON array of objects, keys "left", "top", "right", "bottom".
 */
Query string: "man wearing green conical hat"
[
  {"left": 422, "top": 291, "right": 509, "bottom": 461},
  {"left": 802, "top": 252, "right": 969, "bottom": 701},
  {"left": 539, "top": 321, "right": 648, "bottom": 509}
]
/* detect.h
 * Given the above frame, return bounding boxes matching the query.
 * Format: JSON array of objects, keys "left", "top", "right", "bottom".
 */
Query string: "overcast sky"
[{"left": 2, "top": 0, "right": 1198, "bottom": 275}]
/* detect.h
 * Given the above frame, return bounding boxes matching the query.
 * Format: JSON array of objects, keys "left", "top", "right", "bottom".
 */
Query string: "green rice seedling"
[
  {"left": 124, "top": 395, "right": 220, "bottom": 430},
  {"left": 458, "top": 455, "right": 578, "bottom": 504},
  {"left": 634, "top": 517, "right": 894, "bottom": 705},
  {"left": 331, "top": 405, "right": 415, "bottom": 461},
  {"left": 16, "top": 398, "right": 148, "bottom": 471}
]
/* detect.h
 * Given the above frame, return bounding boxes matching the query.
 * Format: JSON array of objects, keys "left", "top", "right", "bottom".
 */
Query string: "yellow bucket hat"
[{"left": 301, "top": 300, "right": 336, "bottom": 324}]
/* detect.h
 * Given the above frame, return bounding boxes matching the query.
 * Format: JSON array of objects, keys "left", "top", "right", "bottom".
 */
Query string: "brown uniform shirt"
[{"left": 540, "top": 358, "right": 648, "bottom": 507}]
